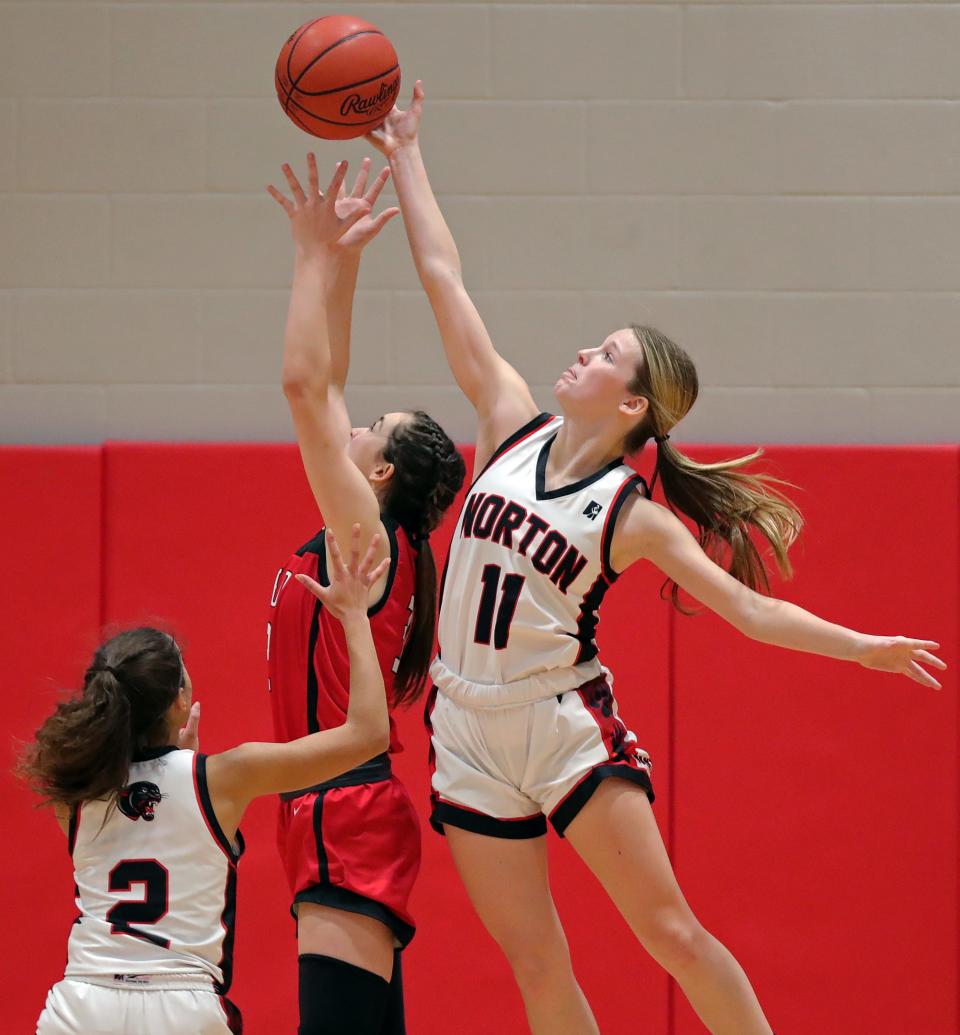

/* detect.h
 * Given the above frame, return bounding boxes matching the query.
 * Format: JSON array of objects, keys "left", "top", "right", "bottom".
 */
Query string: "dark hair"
[
  {"left": 625, "top": 325, "right": 803, "bottom": 611},
  {"left": 381, "top": 411, "right": 466, "bottom": 704},
  {"left": 18, "top": 627, "right": 184, "bottom": 808}
]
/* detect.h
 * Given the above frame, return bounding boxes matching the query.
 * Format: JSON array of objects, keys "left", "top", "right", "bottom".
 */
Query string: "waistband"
[
  {"left": 64, "top": 972, "right": 217, "bottom": 991},
  {"left": 279, "top": 752, "right": 391, "bottom": 801},
  {"left": 429, "top": 657, "right": 608, "bottom": 710}
]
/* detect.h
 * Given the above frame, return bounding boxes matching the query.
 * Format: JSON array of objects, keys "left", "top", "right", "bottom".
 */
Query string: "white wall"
[{"left": 1, "top": 1, "right": 958, "bottom": 445}]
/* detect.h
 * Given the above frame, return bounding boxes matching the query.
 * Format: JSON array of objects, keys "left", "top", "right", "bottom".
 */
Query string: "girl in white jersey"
[
  {"left": 367, "top": 85, "right": 947, "bottom": 1035},
  {"left": 21, "top": 528, "right": 389, "bottom": 1035}
]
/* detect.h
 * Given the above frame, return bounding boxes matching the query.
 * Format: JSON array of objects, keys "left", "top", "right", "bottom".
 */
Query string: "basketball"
[{"left": 275, "top": 15, "right": 401, "bottom": 140}]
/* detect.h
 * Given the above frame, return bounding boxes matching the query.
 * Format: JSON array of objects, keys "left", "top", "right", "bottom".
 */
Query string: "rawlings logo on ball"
[
  {"left": 340, "top": 75, "right": 401, "bottom": 118},
  {"left": 117, "top": 781, "right": 163, "bottom": 822}
]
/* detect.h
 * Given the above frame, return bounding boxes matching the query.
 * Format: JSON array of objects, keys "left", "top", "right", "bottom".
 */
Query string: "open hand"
[
  {"left": 295, "top": 524, "right": 389, "bottom": 623},
  {"left": 856, "top": 636, "right": 946, "bottom": 689},
  {"left": 365, "top": 80, "right": 424, "bottom": 158},
  {"left": 333, "top": 157, "right": 400, "bottom": 255},
  {"left": 267, "top": 155, "right": 371, "bottom": 257}
]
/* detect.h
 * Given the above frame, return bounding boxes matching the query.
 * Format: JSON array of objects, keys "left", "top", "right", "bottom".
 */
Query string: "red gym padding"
[
  {"left": 670, "top": 446, "right": 958, "bottom": 1035},
  {"left": 3, "top": 443, "right": 956, "bottom": 1034}
]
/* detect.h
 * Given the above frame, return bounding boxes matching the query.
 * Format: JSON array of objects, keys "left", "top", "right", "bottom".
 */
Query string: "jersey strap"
[
  {"left": 193, "top": 754, "right": 244, "bottom": 865},
  {"left": 601, "top": 473, "right": 649, "bottom": 583}
]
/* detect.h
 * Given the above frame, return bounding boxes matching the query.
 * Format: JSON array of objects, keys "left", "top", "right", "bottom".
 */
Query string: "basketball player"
[
  {"left": 367, "top": 84, "right": 947, "bottom": 1035},
  {"left": 266, "top": 156, "right": 465, "bottom": 1035},
  {"left": 23, "top": 527, "right": 390, "bottom": 1035}
]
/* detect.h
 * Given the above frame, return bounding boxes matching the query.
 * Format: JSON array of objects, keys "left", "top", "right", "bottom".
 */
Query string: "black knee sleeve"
[
  {"left": 298, "top": 953, "right": 389, "bottom": 1035},
  {"left": 380, "top": 949, "right": 406, "bottom": 1035}
]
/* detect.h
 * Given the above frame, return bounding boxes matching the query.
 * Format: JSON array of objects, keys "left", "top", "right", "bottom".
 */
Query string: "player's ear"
[
  {"left": 619, "top": 395, "right": 648, "bottom": 419},
  {"left": 369, "top": 460, "right": 395, "bottom": 487}
]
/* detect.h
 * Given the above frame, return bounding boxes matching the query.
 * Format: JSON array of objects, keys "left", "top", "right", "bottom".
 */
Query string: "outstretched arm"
[
  {"left": 367, "top": 82, "right": 539, "bottom": 471},
  {"left": 268, "top": 156, "right": 386, "bottom": 559},
  {"left": 613, "top": 495, "right": 946, "bottom": 689},
  {"left": 206, "top": 527, "right": 391, "bottom": 830},
  {"left": 327, "top": 158, "right": 399, "bottom": 390}
]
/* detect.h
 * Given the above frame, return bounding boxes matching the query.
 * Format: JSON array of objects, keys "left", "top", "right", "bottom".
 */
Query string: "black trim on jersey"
[
  {"left": 279, "top": 753, "right": 391, "bottom": 800},
  {"left": 435, "top": 551, "right": 451, "bottom": 661},
  {"left": 536, "top": 433, "right": 628, "bottom": 501},
  {"left": 67, "top": 803, "right": 80, "bottom": 857},
  {"left": 601, "top": 474, "right": 649, "bottom": 582},
  {"left": 214, "top": 862, "right": 239, "bottom": 997},
  {"left": 306, "top": 593, "right": 323, "bottom": 734},
  {"left": 294, "top": 883, "right": 415, "bottom": 949},
  {"left": 312, "top": 792, "right": 330, "bottom": 884},
  {"left": 296, "top": 529, "right": 326, "bottom": 557},
  {"left": 368, "top": 518, "right": 400, "bottom": 618},
  {"left": 573, "top": 573, "right": 612, "bottom": 665},
  {"left": 430, "top": 800, "right": 547, "bottom": 840},
  {"left": 549, "top": 762, "right": 655, "bottom": 838},
  {"left": 471, "top": 412, "right": 555, "bottom": 487},
  {"left": 314, "top": 519, "right": 400, "bottom": 618},
  {"left": 131, "top": 745, "right": 178, "bottom": 763},
  {"left": 195, "top": 754, "right": 244, "bottom": 863}
]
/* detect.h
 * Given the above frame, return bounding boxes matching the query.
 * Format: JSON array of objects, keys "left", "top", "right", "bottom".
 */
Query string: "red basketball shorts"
[{"left": 277, "top": 757, "right": 421, "bottom": 947}]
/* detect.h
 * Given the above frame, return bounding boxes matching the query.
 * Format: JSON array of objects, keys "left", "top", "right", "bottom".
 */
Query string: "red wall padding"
[
  {"left": 1, "top": 448, "right": 103, "bottom": 1035},
  {"left": 670, "top": 447, "right": 959, "bottom": 1035},
  {"left": 3, "top": 443, "right": 956, "bottom": 1034}
]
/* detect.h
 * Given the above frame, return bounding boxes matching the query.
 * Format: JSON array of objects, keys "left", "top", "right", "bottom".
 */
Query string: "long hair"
[
  {"left": 625, "top": 325, "right": 803, "bottom": 610},
  {"left": 381, "top": 411, "right": 466, "bottom": 704},
  {"left": 18, "top": 627, "right": 184, "bottom": 808}
]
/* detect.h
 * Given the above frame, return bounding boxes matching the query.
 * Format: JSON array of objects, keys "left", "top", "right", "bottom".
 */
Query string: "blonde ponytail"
[{"left": 627, "top": 325, "right": 803, "bottom": 610}]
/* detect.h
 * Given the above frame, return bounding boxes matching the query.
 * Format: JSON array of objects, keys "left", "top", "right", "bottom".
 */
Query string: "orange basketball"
[{"left": 275, "top": 15, "right": 401, "bottom": 140}]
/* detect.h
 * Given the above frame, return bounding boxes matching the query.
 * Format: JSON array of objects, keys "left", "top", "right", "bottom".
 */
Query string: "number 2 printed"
[{"left": 474, "top": 564, "right": 525, "bottom": 650}]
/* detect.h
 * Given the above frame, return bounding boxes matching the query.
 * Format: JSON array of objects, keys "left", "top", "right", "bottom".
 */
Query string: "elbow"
[
  {"left": 349, "top": 721, "right": 390, "bottom": 762},
  {"left": 282, "top": 365, "right": 323, "bottom": 401},
  {"left": 418, "top": 259, "right": 462, "bottom": 289},
  {"left": 735, "top": 591, "right": 776, "bottom": 642}
]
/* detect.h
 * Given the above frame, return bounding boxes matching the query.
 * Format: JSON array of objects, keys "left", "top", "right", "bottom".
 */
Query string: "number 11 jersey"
[{"left": 435, "top": 413, "right": 647, "bottom": 689}]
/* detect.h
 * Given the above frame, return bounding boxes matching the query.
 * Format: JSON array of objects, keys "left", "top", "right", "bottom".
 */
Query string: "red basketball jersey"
[{"left": 268, "top": 519, "right": 416, "bottom": 753}]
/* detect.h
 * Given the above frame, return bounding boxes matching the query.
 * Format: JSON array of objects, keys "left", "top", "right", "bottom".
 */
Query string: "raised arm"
[
  {"left": 613, "top": 495, "right": 946, "bottom": 689},
  {"left": 367, "top": 82, "right": 539, "bottom": 470},
  {"left": 268, "top": 156, "right": 387, "bottom": 558},
  {"left": 327, "top": 158, "right": 399, "bottom": 390},
  {"left": 206, "top": 527, "right": 390, "bottom": 832}
]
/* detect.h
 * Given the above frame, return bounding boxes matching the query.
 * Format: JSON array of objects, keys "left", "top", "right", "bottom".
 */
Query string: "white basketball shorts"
[
  {"left": 426, "top": 671, "right": 654, "bottom": 839},
  {"left": 37, "top": 978, "right": 241, "bottom": 1035}
]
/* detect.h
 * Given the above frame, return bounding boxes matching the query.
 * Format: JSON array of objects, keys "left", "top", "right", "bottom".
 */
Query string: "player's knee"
[
  {"left": 498, "top": 932, "right": 574, "bottom": 996},
  {"left": 637, "top": 911, "right": 708, "bottom": 975}
]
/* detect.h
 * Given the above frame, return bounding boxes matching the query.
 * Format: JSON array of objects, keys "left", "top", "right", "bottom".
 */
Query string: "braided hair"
[
  {"left": 381, "top": 411, "right": 466, "bottom": 703},
  {"left": 19, "top": 627, "right": 185, "bottom": 808}
]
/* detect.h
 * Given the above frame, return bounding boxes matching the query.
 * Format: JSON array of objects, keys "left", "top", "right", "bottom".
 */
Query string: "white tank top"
[
  {"left": 434, "top": 414, "right": 646, "bottom": 702},
  {"left": 65, "top": 747, "right": 243, "bottom": 992}
]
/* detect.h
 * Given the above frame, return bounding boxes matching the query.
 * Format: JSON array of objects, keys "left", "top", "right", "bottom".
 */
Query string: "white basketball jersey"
[
  {"left": 65, "top": 747, "right": 243, "bottom": 993},
  {"left": 436, "top": 413, "right": 647, "bottom": 687}
]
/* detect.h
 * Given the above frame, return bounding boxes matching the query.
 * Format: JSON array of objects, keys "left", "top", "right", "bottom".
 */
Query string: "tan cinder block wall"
[{"left": 1, "top": 1, "right": 958, "bottom": 445}]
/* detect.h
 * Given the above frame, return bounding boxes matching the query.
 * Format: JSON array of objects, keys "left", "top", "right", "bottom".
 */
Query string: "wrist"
[
  {"left": 388, "top": 140, "right": 421, "bottom": 167},
  {"left": 340, "top": 611, "right": 371, "bottom": 632}
]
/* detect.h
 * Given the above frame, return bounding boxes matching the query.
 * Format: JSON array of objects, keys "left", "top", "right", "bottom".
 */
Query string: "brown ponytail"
[
  {"left": 381, "top": 411, "right": 466, "bottom": 703},
  {"left": 18, "top": 627, "right": 184, "bottom": 808},
  {"left": 626, "top": 325, "right": 803, "bottom": 610}
]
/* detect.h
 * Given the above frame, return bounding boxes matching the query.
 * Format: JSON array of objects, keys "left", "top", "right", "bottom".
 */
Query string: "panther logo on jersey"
[{"left": 118, "top": 781, "right": 163, "bottom": 822}]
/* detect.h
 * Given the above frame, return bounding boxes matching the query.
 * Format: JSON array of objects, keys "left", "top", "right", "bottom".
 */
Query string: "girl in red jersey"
[
  {"left": 366, "top": 86, "right": 947, "bottom": 1035},
  {"left": 24, "top": 528, "right": 390, "bottom": 1035},
  {"left": 266, "top": 157, "right": 465, "bottom": 1035}
]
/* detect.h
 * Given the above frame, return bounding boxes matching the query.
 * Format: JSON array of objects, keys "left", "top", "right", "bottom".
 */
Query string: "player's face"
[
  {"left": 554, "top": 328, "right": 644, "bottom": 419},
  {"left": 347, "top": 411, "right": 410, "bottom": 480}
]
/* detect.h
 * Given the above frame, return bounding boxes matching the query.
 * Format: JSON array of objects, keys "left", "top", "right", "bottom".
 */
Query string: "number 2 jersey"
[
  {"left": 267, "top": 518, "right": 417, "bottom": 754},
  {"left": 433, "top": 413, "right": 647, "bottom": 702},
  {"left": 65, "top": 747, "right": 243, "bottom": 992}
]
